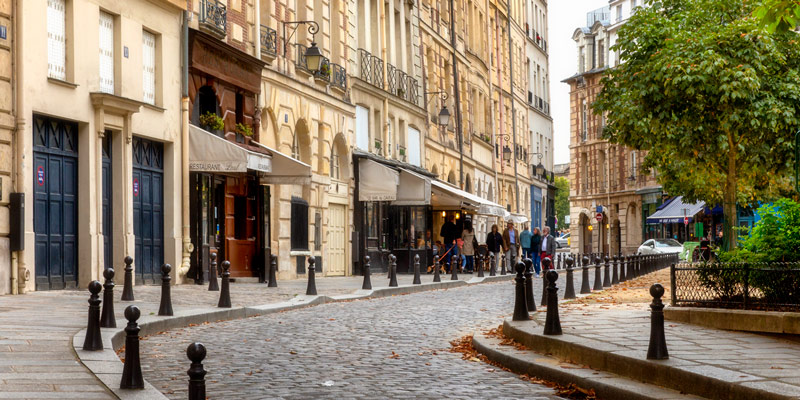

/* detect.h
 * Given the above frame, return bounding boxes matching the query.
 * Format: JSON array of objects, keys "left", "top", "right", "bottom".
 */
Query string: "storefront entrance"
[{"left": 132, "top": 137, "right": 164, "bottom": 285}]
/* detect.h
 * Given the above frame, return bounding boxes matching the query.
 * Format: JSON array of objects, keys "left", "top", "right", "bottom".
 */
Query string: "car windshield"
[{"left": 654, "top": 239, "right": 681, "bottom": 248}]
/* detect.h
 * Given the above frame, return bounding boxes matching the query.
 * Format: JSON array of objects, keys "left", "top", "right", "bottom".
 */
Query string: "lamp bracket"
[
  {"left": 424, "top": 91, "right": 448, "bottom": 103},
  {"left": 282, "top": 20, "right": 320, "bottom": 56}
]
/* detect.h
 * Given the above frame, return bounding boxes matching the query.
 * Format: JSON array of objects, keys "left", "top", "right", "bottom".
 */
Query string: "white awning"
[
  {"left": 189, "top": 124, "right": 271, "bottom": 173},
  {"left": 392, "top": 168, "right": 431, "bottom": 206},
  {"left": 358, "top": 159, "right": 399, "bottom": 201},
  {"left": 251, "top": 142, "right": 312, "bottom": 185},
  {"left": 431, "top": 179, "right": 506, "bottom": 216},
  {"left": 506, "top": 213, "right": 529, "bottom": 224}
]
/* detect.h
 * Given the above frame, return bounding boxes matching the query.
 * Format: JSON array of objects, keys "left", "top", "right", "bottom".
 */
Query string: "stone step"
[{"left": 473, "top": 334, "right": 703, "bottom": 400}]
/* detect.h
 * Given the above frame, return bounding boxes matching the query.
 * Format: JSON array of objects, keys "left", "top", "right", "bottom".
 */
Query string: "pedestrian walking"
[
  {"left": 502, "top": 221, "right": 520, "bottom": 272},
  {"left": 461, "top": 221, "right": 477, "bottom": 273},
  {"left": 520, "top": 225, "right": 533, "bottom": 260},
  {"left": 540, "top": 226, "right": 556, "bottom": 269},
  {"left": 531, "top": 227, "right": 542, "bottom": 277},
  {"left": 440, "top": 214, "right": 459, "bottom": 271},
  {"left": 486, "top": 224, "right": 503, "bottom": 268}
]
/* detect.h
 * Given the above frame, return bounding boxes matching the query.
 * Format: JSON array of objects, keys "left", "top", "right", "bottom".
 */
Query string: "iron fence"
[
  {"left": 295, "top": 44, "right": 309, "bottom": 73},
  {"left": 671, "top": 262, "right": 800, "bottom": 311},
  {"left": 331, "top": 63, "right": 347, "bottom": 91},
  {"left": 200, "top": 0, "right": 227, "bottom": 36}
]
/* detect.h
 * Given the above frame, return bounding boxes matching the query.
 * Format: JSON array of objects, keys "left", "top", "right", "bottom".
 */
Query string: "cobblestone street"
[{"left": 140, "top": 277, "right": 582, "bottom": 400}]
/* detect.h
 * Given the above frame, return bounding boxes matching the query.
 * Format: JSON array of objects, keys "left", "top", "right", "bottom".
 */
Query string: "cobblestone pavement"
[{"left": 140, "top": 276, "right": 590, "bottom": 400}]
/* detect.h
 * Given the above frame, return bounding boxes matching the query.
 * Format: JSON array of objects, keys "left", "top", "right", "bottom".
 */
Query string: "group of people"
[{"left": 437, "top": 215, "right": 556, "bottom": 276}]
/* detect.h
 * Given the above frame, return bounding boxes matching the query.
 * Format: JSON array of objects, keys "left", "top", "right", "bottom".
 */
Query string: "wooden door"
[{"left": 327, "top": 204, "right": 347, "bottom": 276}]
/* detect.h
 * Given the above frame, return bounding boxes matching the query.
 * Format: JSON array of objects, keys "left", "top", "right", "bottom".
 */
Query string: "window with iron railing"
[
  {"left": 260, "top": 25, "right": 277, "bottom": 57},
  {"left": 199, "top": 0, "right": 227, "bottom": 37},
  {"left": 331, "top": 63, "right": 347, "bottom": 91}
]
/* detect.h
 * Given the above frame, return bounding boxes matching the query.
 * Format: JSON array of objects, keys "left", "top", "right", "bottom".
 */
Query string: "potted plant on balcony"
[
  {"left": 315, "top": 62, "right": 331, "bottom": 84},
  {"left": 235, "top": 123, "right": 255, "bottom": 143},
  {"left": 397, "top": 88, "right": 405, "bottom": 98},
  {"left": 199, "top": 112, "right": 224, "bottom": 134}
]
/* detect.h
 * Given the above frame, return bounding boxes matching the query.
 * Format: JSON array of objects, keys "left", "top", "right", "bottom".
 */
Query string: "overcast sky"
[{"left": 549, "top": 0, "right": 609, "bottom": 165}]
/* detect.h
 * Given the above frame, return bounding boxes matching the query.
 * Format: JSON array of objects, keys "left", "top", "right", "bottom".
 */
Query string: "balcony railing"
[
  {"left": 296, "top": 44, "right": 309, "bottom": 73},
  {"left": 199, "top": 0, "right": 227, "bottom": 37},
  {"left": 359, "top": 48, "right": 385, "bottom": 89},
  {"left": 359, "top": 49, "right": 419, "bottom": 106},
  {"left": 316, "top": 58, "right": 331, "bottom": 83},
  {"left": 331, "top": 63, "right": 347, "bottom": 91},
  {"left": 260, "top": 25, "right": 277, "bottom": 58},
  {"left": 387, "top": 63, "right": 397, "bottom": 94}
]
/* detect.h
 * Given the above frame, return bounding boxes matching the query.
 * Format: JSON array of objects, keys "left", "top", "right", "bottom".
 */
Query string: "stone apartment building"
[{"left": 564, "top": 3, "right": 662, "bottom": 256}]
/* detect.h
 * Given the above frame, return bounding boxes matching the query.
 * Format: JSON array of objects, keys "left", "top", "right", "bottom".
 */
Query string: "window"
[
  {"left": 597, "top": 40, "right": 605, "bottom": 67},
  {"left": 631, "top": 151, "right": 638, "bottom": 177},
  {"left": 99, "top": 12, "right": 114, "bottom": 94},
  {"left": 407, "top": 127, "right": 421, "bottom": 166},
  {"left": 291, "top": 134, "right": 299, "bottom": 159},
  {"left": 142, "top": 30, "right": 156, "bottom": 105},
  {"left": 330, "top": 145, "right": 340, "bottom": 180},
  {"left": 581, "top": 100, "right": 588, "bottom": 141},
  {"left": 290, "top": 197, "right": 309, "bottom": 250},
  {"left": 47, "top": 0, "right": 67, "bottom": 80},
  {"left": 616, "top": 5, "right": 623, "bottom": 22},
  {"left": 356, "top": 105, "right": 369, "bottom": 150}
]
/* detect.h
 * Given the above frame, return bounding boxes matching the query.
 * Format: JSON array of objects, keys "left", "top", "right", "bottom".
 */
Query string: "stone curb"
[
  {"left": 472, "top": 334, "right": 699, "bottom": 400},
  {"left": 72, "top": 274, "right": 515, "bottom": 399},
  {"left": 501, "top": 319, "right": 792, "bottom": 400},
  {"left": 665, "top": 307, "right": 800, "bottom": 335}
]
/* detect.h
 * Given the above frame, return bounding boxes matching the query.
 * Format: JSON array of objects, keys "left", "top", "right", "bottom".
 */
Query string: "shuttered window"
[
  {"left": 47, "top": 0, "right": 66, "bottom": 80},
  {"left": 98, "top": 12, "right": 114, "bottom": 94},
  {"left": 142, "top": 30, "right": 156, "bottom": 105}
]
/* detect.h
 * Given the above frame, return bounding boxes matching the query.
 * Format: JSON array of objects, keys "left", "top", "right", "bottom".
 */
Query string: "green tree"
[
  {"left": 554, "top": 177, "right": 570, "bottom": 230},
  {"left": 594, "top": 0, "right": 800, "bottom": 251},
  {"left": 754, "top": 0, "right": 800, "bottom": 33}
]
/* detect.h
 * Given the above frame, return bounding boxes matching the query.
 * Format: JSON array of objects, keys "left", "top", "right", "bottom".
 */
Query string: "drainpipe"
[
  {"left": 487, "top": 0, "right": 499, "bottom": 222},
  {"left": 495, "top": 13, "right": 506, "bottom": 210},
  {"left": 449, "top": 0, "right": 464, "bottom": 189},
  {"left": 12, "top": 0, "right": 26, "bottom": 294},
  {"left": 380, "top": 0, "right": 389, "bottom": 159},
  {"left": 508, "top": 15, "right": 520, "bottom": 213},
  {"left": 180, "top": 10, "right": 192, "bottom": 278}
]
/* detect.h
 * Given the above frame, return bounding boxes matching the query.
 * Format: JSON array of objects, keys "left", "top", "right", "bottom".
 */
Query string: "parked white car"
[
  {"left": 556, "top": 233, "right": 569, "bottom": 249},
  {"left": 637, "top": 239, "right": 683, "bottom": 255}
]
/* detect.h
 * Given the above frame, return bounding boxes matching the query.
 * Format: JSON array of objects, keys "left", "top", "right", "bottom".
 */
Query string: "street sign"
[
  {"left": 684, "top": 217, "right": 689, "bottom": 226},
  {"left": 596, "top": 205, "right": 603, "bottom": 213},
  {"left": 596, "top": 212, "right": 603, "bottom": 222}
]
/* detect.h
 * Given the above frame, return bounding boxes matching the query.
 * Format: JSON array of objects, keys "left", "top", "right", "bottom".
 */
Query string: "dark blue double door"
[
  {"left": 132, "top": 137, "right": 164, "bottom": 284},
  {"left": 33, "top": 116, "right": 78, "bottom": 290}
]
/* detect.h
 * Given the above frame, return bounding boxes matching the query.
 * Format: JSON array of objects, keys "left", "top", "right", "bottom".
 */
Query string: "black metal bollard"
[
  {"left": 647, "top": 283, "right": 669, "bottom": 360},
  {"left": 413, "top": 254, "right": 421, "bottom": 284},
  {"left": 477, "top": 253, "right": 485, "bottom": 278},
  {"left": 389, "top": 254, "right": 399, "bottom": 287},
  {"left": 500, "top": 252, "right": 507, "bottom": 275},
  {"left": 433, "top": 253, "right": 442, "bottom": 283},
  {"left": 158, "top": 264, "right": 173, "bottom": 316},
  {"left": 543, "top": 270, "right": 562, "bottom": 335},
  {"left": 268, "top": 254, "right": 278, "bottom": 288},
  {"left": 218, "top": 261, "right": 232, "bottom": 307},
  {"left": 611, "top": 255, "right": 619, "bottom": 285},
  {"left": 83, "top": 281, "right": 104, "bottom": 351},
  {"left": 580, "top": 256, "right": 591, "bottom": 294},
  {"left": 187, "top": 342, "right": 207, "bottom": 400},
  {"left": 512, "top": 262, "right": 529, "bottom": 321},
  {"left": 362, "top": 255, "right": 372, "bottom": 289},
  {"left": 120, "top": 305, "right": 144, "bottom": 389},
  {"left": 540, "top": 257, "right": 551, "bottom": 307},
  {"left": 450, "top": 254, "right": 459, "bottom": 281},
  {"left": 603, "top": 256, "right": 611, "bottom": 287},
  {"left": 305, "top": 257, "right": 317, "bottom": 296},
  {"left": 121, "top": 256, "right": 135, "bottom": 301},
  {"left": 523, "top": 258, "right": 535, "bottom": 312},
  {"left": 593, "top": 256, "right": 603, "bottom": 291},
  {"left": 208, "top": 252, "right": 219, "bottom": 291},
  {"left": 489, "top": 253, "right": 496, "bottom": 276},
  {"left": 100, "top": 269, "right": 116, "bottom": 328},
  {"left": 563, "top": 257, "right": 576, "bottom": 299}
]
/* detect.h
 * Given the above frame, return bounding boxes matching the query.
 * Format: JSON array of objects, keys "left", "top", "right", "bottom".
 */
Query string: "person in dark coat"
[
  {"left": 531, "top": 227, "right": 542, "bottom": 277},
  {"left": 440, "top": 215, "right": 459, "bottom": 270},
  {"left": 486, "top": 224, "right": 503, "bottom": 268}
]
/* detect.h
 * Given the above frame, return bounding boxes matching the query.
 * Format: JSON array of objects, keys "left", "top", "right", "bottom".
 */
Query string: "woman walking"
[
  {"left": 461, "top": 221, "right": 477, "bottom": 273},
  {"left": 531, "top": 227, "right": 542, "bottom": 277}
]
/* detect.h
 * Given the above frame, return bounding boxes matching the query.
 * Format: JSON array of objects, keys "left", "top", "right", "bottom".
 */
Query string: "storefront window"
[
  {"left": 291, "top": 197, "right": 309, "bottom": 250},
  {"left": 410, "top": 207, "right": 427, "bottom": 249},
  {"left": 366, "top": 202, "right": 378, "bottom": 239}
]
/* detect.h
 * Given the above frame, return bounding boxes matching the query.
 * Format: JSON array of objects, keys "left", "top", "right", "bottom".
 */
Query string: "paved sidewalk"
[
  {"left": 502, "top": 292, "right": 800, "bottom": 399},
  {"left": 0, "top": 272, "right": 502, "bottom": 399}
]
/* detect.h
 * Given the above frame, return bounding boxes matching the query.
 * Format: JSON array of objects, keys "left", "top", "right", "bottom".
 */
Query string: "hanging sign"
[
  {"left": 133, "top": 178, "right": 139, "bottom": 197},
  {"left": 37, "top": 166, "right": 45, "bottom": 186}
]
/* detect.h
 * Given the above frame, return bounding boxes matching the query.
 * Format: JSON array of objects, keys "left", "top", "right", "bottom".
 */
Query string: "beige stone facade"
[
  {"left": 0, "top": 0, "right": 12, "bottom": 294},
  {"left": 565, "top": 7, "right": 661, "bottom": 256}
]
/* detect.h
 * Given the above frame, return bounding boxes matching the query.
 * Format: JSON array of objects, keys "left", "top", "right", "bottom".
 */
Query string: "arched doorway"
[
  {"left": 464, "top": 174, "right": 472, "bottom": 193},
  {"left": 447, "top": 170, "right": 456, "bottom": 185}
]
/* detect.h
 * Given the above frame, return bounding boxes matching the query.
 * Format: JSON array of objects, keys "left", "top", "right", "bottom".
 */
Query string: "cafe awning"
[
  {"left": 646, "top": 196, "right": 706, "bottom": 224},
  {"left": 359, "top": 159, "right": 399, "bottom": 201},
  {"left": 189, "top": 124, "right": 271, "bottom": 173},
  {"left": 251, "top": 142, "right": 312, "bottom": 185},
  {"left": 506, "top": 213, "right": 529, "bottom": 224},
  {"left": 431, "top": 179, "right": 506, "bottom": 216},
  {"left": 392, "top": 168, "right": 431, "bottom": 206}
]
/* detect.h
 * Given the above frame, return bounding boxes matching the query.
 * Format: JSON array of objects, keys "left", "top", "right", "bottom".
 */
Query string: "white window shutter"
[
  {"left": 142, "top": 31, "right": 156, "bottom": 105},
  {"left": 99, "top": 12, "right": 114, "bottom": 94},
  {"left": 47, "top": 0, "right": 66, "bottom": 80}
]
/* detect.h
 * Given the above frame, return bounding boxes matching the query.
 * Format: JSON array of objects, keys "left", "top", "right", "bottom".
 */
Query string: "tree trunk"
[{"left": 723, "top": 136, "right": 738, "bottom": 252}]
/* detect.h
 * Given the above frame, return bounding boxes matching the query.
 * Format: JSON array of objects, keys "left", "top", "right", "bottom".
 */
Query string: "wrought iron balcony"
[
  {"left": 315, "top": 57, "right": 331, "bottom": 83},
  {"left": 331, "top": 63, "right": 347, "bottom": 92},
  {"left": 260, "top": 25, "right": 277, "bottom": 59},
  {"left": 387, "top": 63, "right": 397, "bottom": 94},
  {"left": 199, "top": 0, "right": 227, "bottom": 37},
  {"left": 296, "top": 43, "right": 309, "bottom": 73},
  {"left": 358, "top": 48, "right": 384, "bottom": 89}
]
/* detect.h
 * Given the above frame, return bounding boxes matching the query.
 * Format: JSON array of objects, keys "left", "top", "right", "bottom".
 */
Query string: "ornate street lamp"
[
  {"left": 425, "top": 91, "right": 450, "bottom": 127},
  {"left": 528, "top": 152, "right": 545, "bottom": 177},
  {"left": 282, "top": 21, "right": 323, "bottom": 73},
  {"left": 502, "top": 145, "right": 512, "bottom": 162}
]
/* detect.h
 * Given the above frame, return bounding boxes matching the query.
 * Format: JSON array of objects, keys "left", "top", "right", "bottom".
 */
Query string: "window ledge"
[
  {"left": 48, "top": 77, "right": 79, "bottom": 89},
  {"left": 143, "top": 103, "right": 166, "bottom": 112}
]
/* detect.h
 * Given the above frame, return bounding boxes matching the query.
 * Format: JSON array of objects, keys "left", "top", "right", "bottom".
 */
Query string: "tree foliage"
[
  {"left": 554, "top": 177, "right": 570, "bottom": 230},
  {"left": 594, "top": 0, "right": 800, "bottom": 250},
  {"left": 754, "top": 0, "right": 800, "bottom": 33},
  {"left": 719, "top": 198, "right": 800, "bottom": 263}
]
